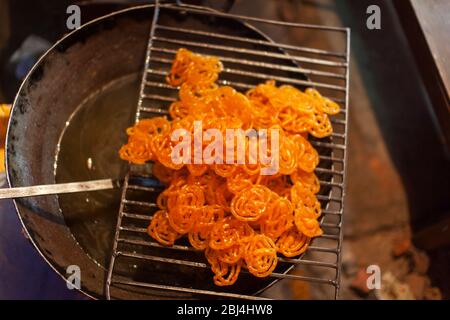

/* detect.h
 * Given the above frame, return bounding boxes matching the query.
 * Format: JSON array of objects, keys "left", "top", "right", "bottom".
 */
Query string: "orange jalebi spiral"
[
  {"left": 226, "top": 167, "right": 260, "bottom": 195},
  {"left": 276, "top": 228, "right": 310, "bottom": 257},
  {"left": 209, "top": 216, "right": 254, "bottom": 250},
  {"left": 244, "top": 234, "right": 278, "bottom": 278},
  {"left": 261, "top": 175, "right": 291, "bottom": 198},
  {"left": 230, "top": 185, "right": 273, "bottom": 222},
  {"left": 166, "top": 48, "right": 223, "bottom": 87},
  {"left": 278, "top": 134, "right": 299, "bottom": 175},
  {"left": 290, "top": 182, "right": 322, "bottom": 218},
  {"left": 118, "top": 49, "right": 341, "bottom": 286},
  {"left": 189, "top": 205, "right": 224, "bottom": 250},
  {"left": 297, "top": 137, "right": 319, "bottom": 173},
  {"left": 147, "top": 210, "right": 180, "bottom": 246},
  {"left": 260, "top": 196, "right": 294, "bottom": 240},
  {"left": 290, "top": 169, "right": 320, "bottom": 194},
  {"left": 294, "top": 210, "right": 323, "bottom": 238},
  {"left": 305, "top": 88, "right": 340, "bottom": 115},
  {"left": 217, "top": 244, "right": 243, "bottom": 264},
  {"left": 165, "top": 184, "right": 205, "bottom": 233},
  {"left": 205, "top": 248, "right": 242, "bottom": 286},
  {"left": 119, "top": 134, "right": 153, "bottom": 164},
  {"left": 310, "top": 110, "right": 333, "bottom": 138}
]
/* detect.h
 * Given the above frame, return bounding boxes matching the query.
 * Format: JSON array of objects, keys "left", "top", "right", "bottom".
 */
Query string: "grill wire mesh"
[{"left": 106, "top": 1, "right": 350, "bottom": 300}]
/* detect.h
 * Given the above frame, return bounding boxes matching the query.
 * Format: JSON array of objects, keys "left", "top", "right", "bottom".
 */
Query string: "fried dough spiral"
[{"left": 119, "top": 49, "right": 341, "bottom": 286}]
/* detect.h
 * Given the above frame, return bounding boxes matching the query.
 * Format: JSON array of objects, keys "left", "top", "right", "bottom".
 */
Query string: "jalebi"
[{"left": 119, "top": 49, "right": 341, "bottom": 286}]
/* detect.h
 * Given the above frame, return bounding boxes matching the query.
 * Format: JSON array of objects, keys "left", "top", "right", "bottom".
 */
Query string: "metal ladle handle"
[{"left": 0, "top": 179, "right": 118, "bottom": 200}]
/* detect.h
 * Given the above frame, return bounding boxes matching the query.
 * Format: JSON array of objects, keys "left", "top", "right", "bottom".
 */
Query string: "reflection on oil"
[{"left": 54, "top": 73, "right": 139, "bottom": 268}]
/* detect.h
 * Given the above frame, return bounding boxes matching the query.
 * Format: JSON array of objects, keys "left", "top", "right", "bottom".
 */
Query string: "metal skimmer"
[{"left": 106, "top": 0, "right": 350, "bottom": 300}]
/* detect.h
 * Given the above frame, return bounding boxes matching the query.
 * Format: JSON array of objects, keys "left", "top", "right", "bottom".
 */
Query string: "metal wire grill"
[{"left": 106, "top": 1, "right": 350, "bottom": 300}]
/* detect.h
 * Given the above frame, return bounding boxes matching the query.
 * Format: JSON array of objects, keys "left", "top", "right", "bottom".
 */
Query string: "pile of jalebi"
[{"left": 119, "top": 48, "right": 340, "bottom": 286}]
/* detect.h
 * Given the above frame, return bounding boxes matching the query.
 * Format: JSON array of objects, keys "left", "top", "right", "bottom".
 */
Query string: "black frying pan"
[{"left": 6, "top": 4, "right": 327, "bottom": 299}]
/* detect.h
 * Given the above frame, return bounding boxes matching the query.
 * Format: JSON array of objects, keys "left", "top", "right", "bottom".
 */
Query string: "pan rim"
[
  {"left": 5, "top": 3, "right": 160, "bottom": 301},
  {"left": 5, "top": 3, "right": 320, "bottom": 300}
]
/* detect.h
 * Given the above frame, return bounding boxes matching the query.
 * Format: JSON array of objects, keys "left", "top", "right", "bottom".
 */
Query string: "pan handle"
[
  {"left": 0, "top": 104, "right": 119, "bottom": 199},
  {"left": 0, "top": 179, "right": 118, "bottom": 200}
]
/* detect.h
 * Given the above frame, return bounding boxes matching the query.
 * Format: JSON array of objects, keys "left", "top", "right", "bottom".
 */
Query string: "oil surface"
[{"left": 55, "top": 74, "right": 139, "bottom": 268}]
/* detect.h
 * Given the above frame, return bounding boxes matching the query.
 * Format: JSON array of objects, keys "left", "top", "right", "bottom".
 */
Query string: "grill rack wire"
[{"left": 106, "top": 0, "right": 350, "bottom": 300}]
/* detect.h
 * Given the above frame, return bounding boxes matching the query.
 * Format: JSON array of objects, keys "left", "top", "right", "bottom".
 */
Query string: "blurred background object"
[
  {"left": 0, "top": 0, "right": 448, "bottom": 299},
  {"left": 0, "top": 104, "right": 10, "bottom": 184}
]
